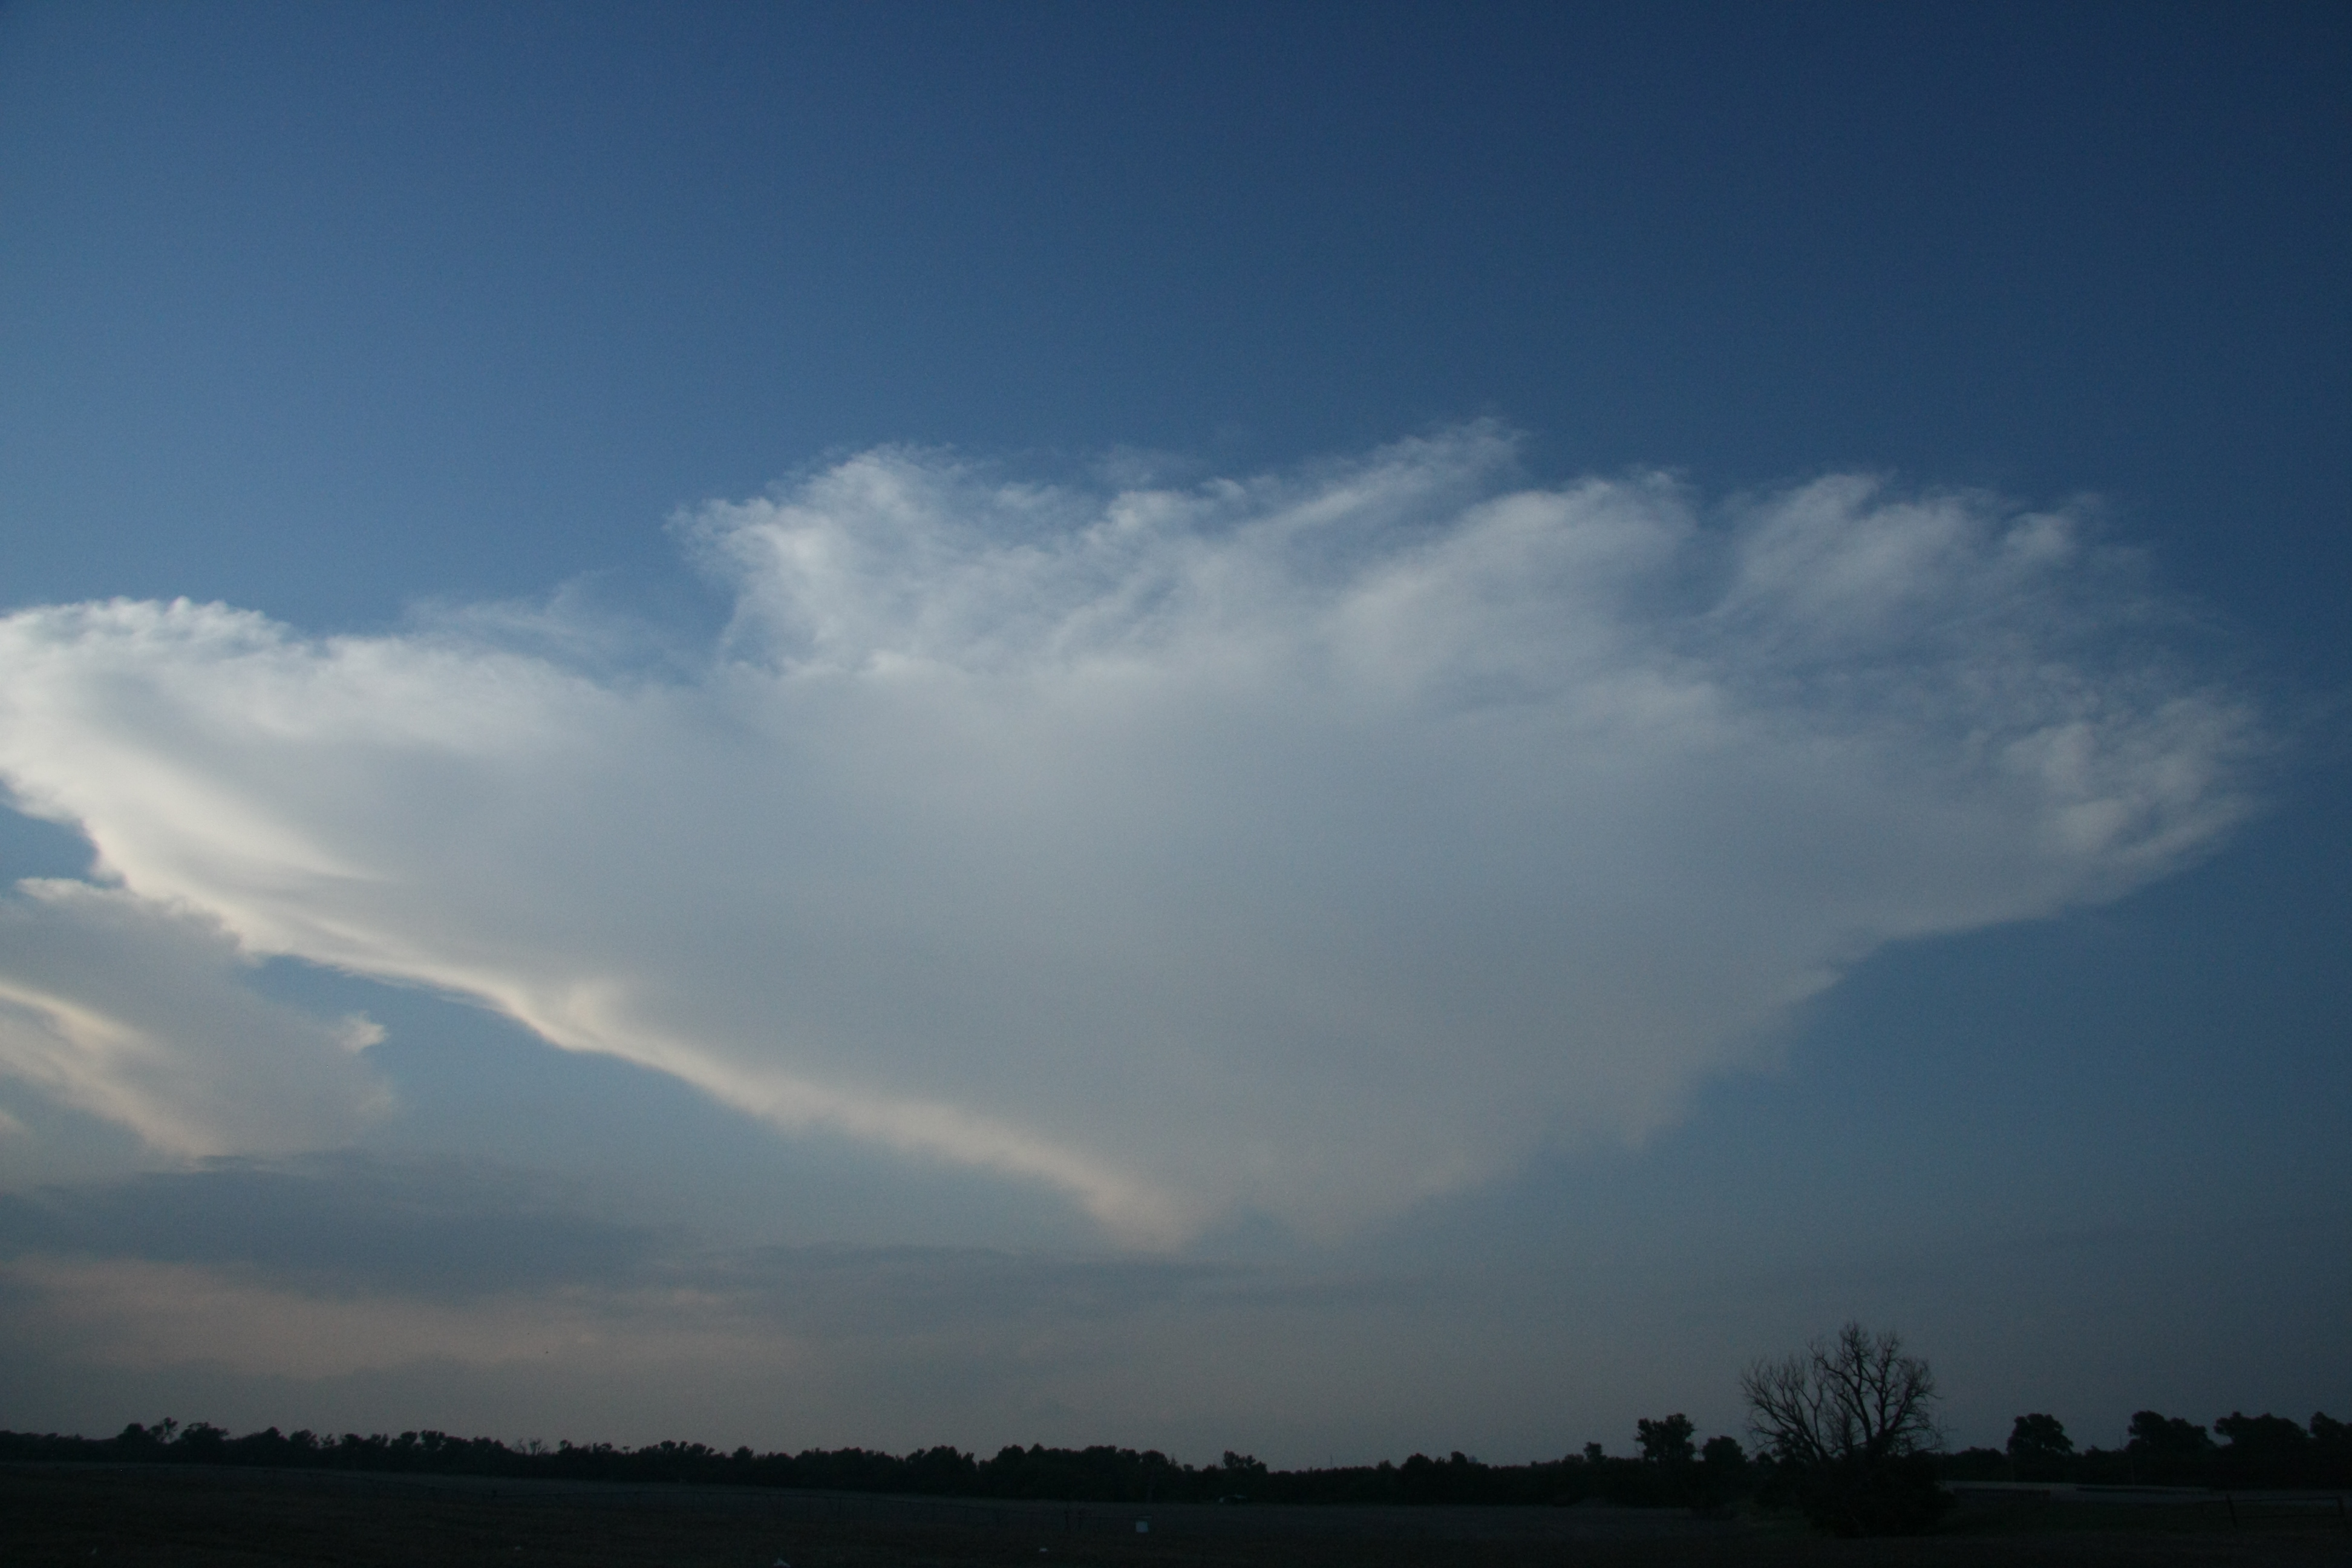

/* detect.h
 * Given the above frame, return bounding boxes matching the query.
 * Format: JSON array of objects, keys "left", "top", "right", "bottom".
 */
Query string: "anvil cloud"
[{"left": 0, "top": 431, "right": 2257, "bottom": 1243}]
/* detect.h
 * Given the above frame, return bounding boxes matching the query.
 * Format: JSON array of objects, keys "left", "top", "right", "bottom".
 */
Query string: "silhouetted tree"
[
  {"left": 1740, "top": 1322, "right": 1949, "bottom": 1536},
  {"left": 1625, "top": 1413, "right": 1699, "bottom": 1508},
  {"left": 2214, "top": 1412, "right": 2313, "bottom": 1487},
  {"left": 2125, "top": 1410, "right": 2214, "bottom": 1483},
  {"left": 1637, "top": 1413, "right": 1696, "bottom": 1468},
  {"left": 2005, "top": 1413, "right": 2073, "bottom": 1481},
  {"left": 1690, "top": 1434, "right": 1749, "bottom": 1514},
  {"left": 2308, "top": 1413, "right": 2351, "bottom": 1488},
  {"left": 1214, "top": 1449, "right": 1267, "bottom": 1500}
]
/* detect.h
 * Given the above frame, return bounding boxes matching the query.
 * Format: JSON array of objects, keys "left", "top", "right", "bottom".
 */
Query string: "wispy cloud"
[
  {"left": 0, "top": 429, "right": 2260, "bottom": 1241},
  {"left": 0, "top": 883, "right": 387, "bottom": 1156}
]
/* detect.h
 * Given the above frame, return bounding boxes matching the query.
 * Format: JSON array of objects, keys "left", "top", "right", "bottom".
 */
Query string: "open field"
[{"left": 5, "top": 1465, "right": 2347, "bottom": 1567}]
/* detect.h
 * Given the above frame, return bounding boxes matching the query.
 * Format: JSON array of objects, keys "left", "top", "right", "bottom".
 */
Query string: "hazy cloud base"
[
  {"left": 0, "top": 1158, "right": 1385, "bottom": 1456},
  {"left": 0, "top": 430, "right": 2258, "bottom": 1242},
  {"left": 4, "top": 1157, "right": 2331, "bottom": 1463}
]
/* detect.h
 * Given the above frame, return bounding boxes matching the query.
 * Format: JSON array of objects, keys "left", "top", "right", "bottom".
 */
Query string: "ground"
[{"left": 4, "top": 1465, "right": 2346, "bottom": 1567}]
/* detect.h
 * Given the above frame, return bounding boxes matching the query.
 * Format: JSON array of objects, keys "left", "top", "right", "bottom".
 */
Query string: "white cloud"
[
  {"left": 0, "top": 430, "right": 2259, "bottom": 1242},
  {"left": 0, "top": 881, "right": 388, "bottom": 1157}
]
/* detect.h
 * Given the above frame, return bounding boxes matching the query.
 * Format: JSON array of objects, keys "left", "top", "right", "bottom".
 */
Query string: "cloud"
[
  {"left": 0, "top": 429, "right": 2259, "bottom": 1242},
  {"left": 0, "top": 1160, "right": 1307, "bottom": 1446},
  {"left": 0, "top": 1159, "right": 1483, "bottom": 1461},
  {"left": 0, "top": 1155, "right": 663, "bottom": 1299},
  {"left": 0, "top": 1255, "right": 667, "bottom": 1379},
  {"left": 5, "top": 1162, "right": 2333, "bottom": 1461},
  {"left": 0, "top": 881, "right": 387, "bottom": 1157}
]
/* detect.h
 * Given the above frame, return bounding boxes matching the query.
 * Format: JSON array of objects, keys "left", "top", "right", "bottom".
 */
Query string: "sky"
[{"left": 0, "top": 1, "right": 2346, "bottom": 1466}]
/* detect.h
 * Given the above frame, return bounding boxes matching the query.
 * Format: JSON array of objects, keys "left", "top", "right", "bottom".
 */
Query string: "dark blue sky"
[
  {"left": 0, "top": 1, "right": 2345, "bottom": 1460},
  {"left": 7, "top": 4, "right": 2345, "bottom": 649}
]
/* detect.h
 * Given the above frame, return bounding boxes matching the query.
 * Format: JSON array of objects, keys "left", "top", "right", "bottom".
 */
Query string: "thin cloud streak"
[
  {"left": 0, "top": 883, "right": 387, "bottom": 1156},
  {"left": 0, "top": 430, "right": 2260, "bottom": 1241}
]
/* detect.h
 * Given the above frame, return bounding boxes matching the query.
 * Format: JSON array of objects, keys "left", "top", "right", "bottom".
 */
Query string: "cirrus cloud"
[{"left": 0, "top": 429, "right": 2261, "bottom": 1243}]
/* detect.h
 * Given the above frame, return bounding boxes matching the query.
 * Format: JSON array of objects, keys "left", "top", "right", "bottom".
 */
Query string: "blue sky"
[{"left": 0, "top": 2, "right": 2345, "bottom": 1463}]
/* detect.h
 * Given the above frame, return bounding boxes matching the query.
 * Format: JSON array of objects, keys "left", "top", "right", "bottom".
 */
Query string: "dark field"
[{"left": 5, "top": 1466, "right": 2347, "bottom": 1567}]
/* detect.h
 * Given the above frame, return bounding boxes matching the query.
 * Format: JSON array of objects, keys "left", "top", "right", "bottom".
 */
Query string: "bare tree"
[
  {"left": 1742, "top": 1321, "right": 1941, "bottom": 1466},
  {"left": 1740, "top": 1322, "right": 1946, "bottom": 1535}
]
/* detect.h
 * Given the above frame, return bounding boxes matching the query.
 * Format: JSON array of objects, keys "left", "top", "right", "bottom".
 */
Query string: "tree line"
[
  {"left": 2, "top": 1322, "right": 2341, "bottom": 1535},
  {"left": 1730, "top": 1322, "right": 2350, "bottom": 1535},
  {"left": 1945, "top": 1408, "right": 2352, "bottom": 1492},
  {"left": 3, "top": 1406, "right": 2339, "bottom": 1505},
  {"left": 0, "top": 1423, "right": 1700, "bottom": 1506}
]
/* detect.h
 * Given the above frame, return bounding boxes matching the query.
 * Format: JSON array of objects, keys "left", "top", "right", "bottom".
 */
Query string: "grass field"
[{"left": 5, "top": 1465, "right": 2347, "bottom": 1567}]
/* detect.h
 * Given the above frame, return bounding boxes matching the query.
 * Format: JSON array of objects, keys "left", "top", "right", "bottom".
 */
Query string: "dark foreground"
[{"left": 5, "top": 1465, "right": 2347, "bottom": 1567}]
